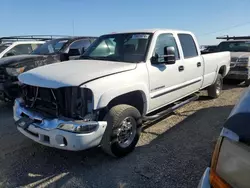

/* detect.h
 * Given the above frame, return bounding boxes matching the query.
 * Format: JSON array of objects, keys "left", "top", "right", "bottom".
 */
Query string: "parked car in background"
[
  {"left": 198, "top": 87, "right": 250, "bottom": 188},
  {"left": 14, "top": 29, "right": 230, "bottom": 157},
  {"left": 0, "top": 36, "right": 97, "bottom": 101},
  {"left": 201, "top": 45, "right": 218, "bottom": 54},
  {"left": 0, "top": 41, "right": 44, "bottom": 58},
  {"left": 216, "top": 35, "right": 250, "bottom": 86}
]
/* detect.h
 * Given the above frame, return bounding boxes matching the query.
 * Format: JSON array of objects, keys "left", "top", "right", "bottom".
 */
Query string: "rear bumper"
[
  {"left": 14, "top": 99, "right": 107, "bottom": 151},
  {"left": 225, "top": 70, "right": 250, "bottom": 80},
  {"left": 197, "top": 168, "right": 211, "bottom": 188}
]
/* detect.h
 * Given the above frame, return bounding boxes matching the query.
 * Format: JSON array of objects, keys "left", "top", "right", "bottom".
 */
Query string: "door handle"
[
  {"left": 178, "top": 65, "right": 184, "bottom": 72},
  {"left": 197, "top": 62, "right": 201, "bottom": 67}
]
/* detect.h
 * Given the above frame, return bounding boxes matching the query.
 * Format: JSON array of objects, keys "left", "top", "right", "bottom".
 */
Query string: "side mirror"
[
  {"left": 59, "top": 52, "right": 70, "bottom": 61},
  {"left": 68, "top": 49, "right": 80, "bottom": 57},
  {"left": 81, "top": 47, "right": 86, "bottom": 54},
  {"left": 163, "top": 46, "right": 176, "bottom": 64},
  {"left": 151, "top": 46, "right": 176, "bottom": 65}
]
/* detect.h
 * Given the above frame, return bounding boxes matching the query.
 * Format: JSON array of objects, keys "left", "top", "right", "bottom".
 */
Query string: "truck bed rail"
[
  {"left": 217, "top": 35, "right": 250, "bottom": 41},
  {"left": 0, "top": 35, "right": 71, "bottom": 43}
]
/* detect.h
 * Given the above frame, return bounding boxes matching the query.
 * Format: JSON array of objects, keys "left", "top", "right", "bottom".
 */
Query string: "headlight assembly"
[
  {"left": 210, "top": 136, "right": 250, "bottom": 188},
  {"left": 57, "top": 121, "right": 98, "bottom": 133}
]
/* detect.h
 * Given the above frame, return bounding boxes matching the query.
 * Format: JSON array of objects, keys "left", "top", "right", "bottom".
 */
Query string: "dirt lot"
[{"left": 0, "top": 84, "right": 245, "bottom": 188}]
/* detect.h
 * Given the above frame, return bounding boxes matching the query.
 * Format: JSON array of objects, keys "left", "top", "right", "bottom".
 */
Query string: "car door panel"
[
  {"left": 177, "top": 34, "right": 203, "bottom": 94},
  {"left": 147, "top": 33, "right": 185, "bottom": 112}
]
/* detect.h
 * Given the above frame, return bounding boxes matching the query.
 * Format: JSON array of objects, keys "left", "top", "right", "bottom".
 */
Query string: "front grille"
[
  {"left": 0, "top": 67, "right": 7, "bottom": 83},
  {"left": 21, "top": 85, "right": 92, "bottom": 119},
  {"left": 230, "top": 66, "right": 248, "bottom": 71},
  {"left": 23, "top": 86, "right": 63, "bottom": 117},
  {"left": 231, "top": 57, "right": 238, "bottom": 62}
]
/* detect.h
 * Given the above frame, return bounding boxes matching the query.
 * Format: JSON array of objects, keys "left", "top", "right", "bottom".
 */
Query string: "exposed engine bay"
[{"left": 20, "top": 84, "right": 93, "bottom": 119}]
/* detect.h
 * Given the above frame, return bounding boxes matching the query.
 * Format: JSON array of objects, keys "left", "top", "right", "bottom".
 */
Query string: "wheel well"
[
  {"left": 219, "top": 65, "right": 227, "bottom": 77},
  {"left": 107, "top": 91, "right": 145, "bottom": 115}
]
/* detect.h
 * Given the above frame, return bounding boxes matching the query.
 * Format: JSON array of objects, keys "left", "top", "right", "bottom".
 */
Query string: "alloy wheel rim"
[{"left": 117, "top": 117, "right": 137, "bottom": 148}]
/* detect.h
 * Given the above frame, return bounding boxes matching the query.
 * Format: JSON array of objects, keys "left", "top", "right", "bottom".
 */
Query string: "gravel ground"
[{"left": 0, "top": 84, "right": 245, "bottom": 188}]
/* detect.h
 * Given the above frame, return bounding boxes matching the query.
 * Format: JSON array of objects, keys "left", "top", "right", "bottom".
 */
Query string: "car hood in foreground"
[{"left": 18, "top": 60, "right": 137, "bottom": 88}]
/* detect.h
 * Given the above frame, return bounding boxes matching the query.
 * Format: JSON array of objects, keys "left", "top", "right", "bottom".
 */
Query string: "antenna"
[{"left": 72, "top": 19, "right": 75, "bottom": 36}]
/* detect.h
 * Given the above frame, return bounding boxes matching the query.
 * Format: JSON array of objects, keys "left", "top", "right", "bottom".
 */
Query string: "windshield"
[
  {"left": 80, "top": 33, "right": 152, "bottom": 63},
  {"left": 0, "top": 43, "right": 11, "bottom": 53},
  {"left": 32, "top": 39, "right": 68, "bottom": 55},
  {"left": 217, "top": 41, "right": 250, "bottom": 52}
]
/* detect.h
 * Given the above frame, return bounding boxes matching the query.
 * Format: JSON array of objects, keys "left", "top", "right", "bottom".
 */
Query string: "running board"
[{"left": 142, "top": 94, "right": 199, "bottom": 121}]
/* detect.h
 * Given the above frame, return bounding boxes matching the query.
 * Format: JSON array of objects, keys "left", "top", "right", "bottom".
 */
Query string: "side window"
[
  {"left": 178, "top": 34, "right": 198, "bottom": 58},
  {"left": 90, "top": 39, "right": 115, "bottom": 57},
  {"left": 4, "top": 44, "right": 33, "bottom": 56},
  {"left": 68, "top": 39, "right": 91, "bottom": 56},
  {"left": 31, "top": 43, "right": 42, "bottom": 51},
  {"left": 154, "top": 33, "right": 180, "bottom": 63}
]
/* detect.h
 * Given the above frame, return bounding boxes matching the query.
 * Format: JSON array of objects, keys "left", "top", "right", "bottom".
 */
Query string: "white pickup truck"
[{"left": 14, "top": 29, "right": 230, "bottom": 157}]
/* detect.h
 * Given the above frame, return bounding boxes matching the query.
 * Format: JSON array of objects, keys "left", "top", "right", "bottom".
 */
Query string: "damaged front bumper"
[{"left": 14, "top": 99, "right": 107, "bottom": 151}]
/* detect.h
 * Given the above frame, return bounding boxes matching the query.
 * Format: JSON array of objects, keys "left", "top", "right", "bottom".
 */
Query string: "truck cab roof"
[{"left": 107, "top": 28, "right": 193, "bottom": 35}]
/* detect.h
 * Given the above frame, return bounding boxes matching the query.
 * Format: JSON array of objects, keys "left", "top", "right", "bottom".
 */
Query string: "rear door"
[{"left": 177, "top": 33, "right": 203, "bottom": 94}]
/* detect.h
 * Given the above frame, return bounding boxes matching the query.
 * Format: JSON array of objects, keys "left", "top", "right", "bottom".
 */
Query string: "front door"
[{"left": 147, "top": 33, "right": 185, "bottom": 112}]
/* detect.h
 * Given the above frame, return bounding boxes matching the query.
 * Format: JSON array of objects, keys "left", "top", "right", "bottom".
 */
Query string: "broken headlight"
[{"left": 6, "top": 66, "right": 25, "bottom": 76}]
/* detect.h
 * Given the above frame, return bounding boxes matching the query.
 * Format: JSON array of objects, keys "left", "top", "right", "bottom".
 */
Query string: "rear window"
[{"left": 178, "top": 34, "right": 198, "bottom": 58}]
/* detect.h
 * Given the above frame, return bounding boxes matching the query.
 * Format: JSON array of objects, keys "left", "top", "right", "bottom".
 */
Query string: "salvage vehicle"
[
  {"left": 0, "top": 36, "right": 97, "bottom": 101},
  {"left": 198, "top": 87, "right": 250, "bottom": 188},
  {"left": 14, "top": 29, "right": 230, "bottom": 157},
  {"left": 217, "top": 35, "right": 250, "bottom": 86}
]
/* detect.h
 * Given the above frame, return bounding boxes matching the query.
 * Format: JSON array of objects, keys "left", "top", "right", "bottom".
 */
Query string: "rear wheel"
[
  {"left": 207, "top": 74, "right": 223, "bottom": 99},
  {"left": 101, "top": 104, "right": 141, "bottom": 157}
]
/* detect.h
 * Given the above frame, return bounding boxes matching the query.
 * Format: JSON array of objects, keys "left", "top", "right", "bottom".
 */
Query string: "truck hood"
[
  {"left": 18, "top": 60, "right": 137, "bottom": 88},
  {"left": 230, "top": 52, "right": 250, "bottom": 59},
  {"left": 0, "top": 54, "right": 49, "bottom": 68}
]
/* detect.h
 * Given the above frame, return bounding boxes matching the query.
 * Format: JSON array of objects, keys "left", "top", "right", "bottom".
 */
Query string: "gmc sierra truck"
[{"left": 14, "top": 29, "right": 230, "bottom": 157}]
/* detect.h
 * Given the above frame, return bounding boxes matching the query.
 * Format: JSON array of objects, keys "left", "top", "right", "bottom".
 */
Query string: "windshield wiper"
[
  {"left": 80, "top": 55, "right": 96, "bottom": 60},
  {"left": 80, "top": 55, "right": 122, "bottom": 62}
]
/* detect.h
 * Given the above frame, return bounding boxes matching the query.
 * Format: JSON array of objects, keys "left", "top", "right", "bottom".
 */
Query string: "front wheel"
[
  {"left": 207, "top": 74, "right": 223, "bottom": 99},
  {"left": 101, "top": 104, "right": 141, "bottom": 157}
]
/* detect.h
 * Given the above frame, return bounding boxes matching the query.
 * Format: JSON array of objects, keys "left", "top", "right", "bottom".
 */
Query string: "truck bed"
[{"left": 201, "top": 51, "right": 230, "bottom": 89}]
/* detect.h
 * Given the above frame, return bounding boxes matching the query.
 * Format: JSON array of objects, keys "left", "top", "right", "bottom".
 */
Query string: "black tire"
[
  {"left": 101, "top": 104, "right": 142, "bottom": 157},
  {"left": 245, "top": 79, "right": 250, "bottom": 87},
  {"left": 207, "top": 74, "right": 223, "bottom": 99},
  {"left": 228, "top": 79, "right": 243, "bottom": 85}
]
